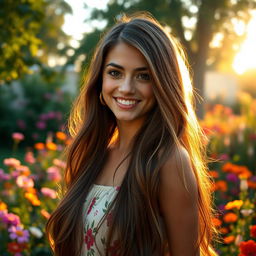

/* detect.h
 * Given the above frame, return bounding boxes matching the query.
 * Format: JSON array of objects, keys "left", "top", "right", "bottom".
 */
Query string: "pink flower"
[
  {"left": 53, "top": 159, "right": 66, "bottom": 169},
  {"left": 218, "top": 154, "right": 229, "bottom": 161},
  {"left": 0, "top": 169, "right": 11, "bottom": 181},
  {"left": 2, "top": 213, "right": 21, "bottom": 226},
  {"left": 12, "top": 133, "right": 24, "bottom": 141},
  {"left": 84, "top": 228, "right": 95, "bottom": 250},
  {"left": 8, "top": 226, "right": 29, "bottom": 243},
  {"left": 16, "top": 175, "right": 34, "bottom": 188},
  {"left": 4, "top": 158, "right": 21, "bottom": 168},
  {"left": 41, "top": 187, "right": 57, "bottom": 199},
  {"left": 46, "top": 166, "right": 61, "bottom": 182},
  {"left": 24, "top": 152, "right": 36, "bottom": 164}
]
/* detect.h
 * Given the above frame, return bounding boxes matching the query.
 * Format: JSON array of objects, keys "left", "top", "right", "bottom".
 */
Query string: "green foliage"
[
  {"left": 0, "top": 72, "right": 74, "bottom": 147},
  {"left": 0, "top": 0, "right": 72, "bottom": 83}
]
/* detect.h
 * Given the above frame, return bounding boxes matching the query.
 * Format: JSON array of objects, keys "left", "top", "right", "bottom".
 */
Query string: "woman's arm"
[{"left": 158, "top": 146, "right": 200, "bottom": 256}]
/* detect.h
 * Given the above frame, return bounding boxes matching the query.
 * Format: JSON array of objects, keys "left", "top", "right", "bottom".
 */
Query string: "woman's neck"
[{"left": 114, "top": 118, "right": 145, "bottom": 152}]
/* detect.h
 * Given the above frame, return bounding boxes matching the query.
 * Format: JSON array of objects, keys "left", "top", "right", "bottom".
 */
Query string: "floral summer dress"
[{"left": 82, "top": 184, "right": 120, "bottom": 256}]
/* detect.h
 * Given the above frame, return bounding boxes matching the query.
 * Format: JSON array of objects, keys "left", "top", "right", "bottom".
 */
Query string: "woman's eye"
[
  {"left": 108, "top": 70, "right": 121, "bottom": 78},
  {"left": 137, "top": 73, "right": 150, "bottom": 81}
]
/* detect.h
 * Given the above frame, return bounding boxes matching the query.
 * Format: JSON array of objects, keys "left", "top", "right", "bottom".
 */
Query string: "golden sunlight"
[{"left": 233, "top": 10, "right": 256, "bottom": 74}]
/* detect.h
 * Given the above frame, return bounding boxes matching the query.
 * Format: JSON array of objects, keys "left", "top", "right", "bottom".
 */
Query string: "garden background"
[{"left": 0, "top": 0, "right": 256, "bottom": 255}]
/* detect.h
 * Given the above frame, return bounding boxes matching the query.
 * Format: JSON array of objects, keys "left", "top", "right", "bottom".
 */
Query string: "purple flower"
[
  {"left": 36, "top": 121, "right": 46, "bottom": 130},
  {"left": 217, "top": 204, "right": 226, "bottom": 212},
  {"left": 47, "top": 111, "right": 56, "bottom": 119},
  {"left": 8, "top": 226, "right": 30, "bottom": 243},
  {"left": 226, "top": 173, "right": 239, "bottom": 183},
  {"left": 250, "top": 175, "right": 256, "bottom": 182},
  {"left": 2, "top": 213, "right": 21, "bottom": 226}
]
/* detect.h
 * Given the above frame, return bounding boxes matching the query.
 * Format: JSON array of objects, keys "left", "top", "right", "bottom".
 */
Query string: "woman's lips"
[{"left": 114, "top": 97, "right": 140, "bottom": 109}]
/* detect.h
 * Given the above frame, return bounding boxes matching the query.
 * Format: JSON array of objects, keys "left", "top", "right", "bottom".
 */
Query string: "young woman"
[{"left": 46, "top": 13, "right": 218, "bottom": 256}]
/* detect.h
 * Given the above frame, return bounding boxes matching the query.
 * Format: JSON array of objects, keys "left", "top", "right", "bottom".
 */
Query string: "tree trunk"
[{"left": 192, "top": 0, "right": 219, "bottom": 120}]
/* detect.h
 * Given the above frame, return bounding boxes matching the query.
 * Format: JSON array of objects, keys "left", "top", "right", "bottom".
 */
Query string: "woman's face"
[{"left": 102, "top": 42, "right": 156, "bottom": 125}]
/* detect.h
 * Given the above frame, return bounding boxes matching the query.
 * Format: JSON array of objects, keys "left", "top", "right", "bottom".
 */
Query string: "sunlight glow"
[{"left": 233, "top": 10, "right": 256, "bottom": 74}]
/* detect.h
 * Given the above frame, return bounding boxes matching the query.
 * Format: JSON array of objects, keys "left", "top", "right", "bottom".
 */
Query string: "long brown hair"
[{"left": 46, "top": 13, "right": 218, "bottom": 256}]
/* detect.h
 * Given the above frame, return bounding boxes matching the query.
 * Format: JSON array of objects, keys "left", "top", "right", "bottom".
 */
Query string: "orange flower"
[
  {"left": 46, "top": 142, "right": 57, "bottom": 151},
  {"left": 34, "top": 143, "right": 45, "bottom": 150},
  {"left": 209, "top": 170, "right": 219, "bottom": 179},
  {"left": 41, "top": 209, "right": 51, "bottom": 219},
  {"left": 248, "top": 181, "right": 256, "bottom": 189},
  {"left": 0, "top": 201, "right": 7, "bottom": 210},
  {"left": 250, "top": 225, "right": 256, "bottom": 238},
  {"left": 223, "top": 212, "right": 238, "bottom": 223},
  {"left": 65, "top": 138, "right": 72, "bottom": 145},
  {"left": 219, "top": 227, "right": 229, "bottom": 234},
  {"left": 225, "top": 200, "right": 243, "bottom": 210},
  {"left": 222, "top": 163, "right": 252, "bottom": 178},
  {"left": 213, "top": 180, "right": 227, "bottom": 192},
  {"left": 223, "top": 235, "right": 235, "bottom": 244},
  {"left": 56, "top": 131, "right": 67, "bottom": 141},
  {"left": 25, "top": 192, "right": 41, "bottom": 206},
  {"left": 212, "top": 218, "right": 222, "bottom": 227},
  {"left": 25, "top": 187, "right": 37, "bottom": 194}
]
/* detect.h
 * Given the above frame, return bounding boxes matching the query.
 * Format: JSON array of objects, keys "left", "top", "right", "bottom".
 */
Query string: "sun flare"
[{"left": 233, "top": 10, "right": 256, "bottom": 75}]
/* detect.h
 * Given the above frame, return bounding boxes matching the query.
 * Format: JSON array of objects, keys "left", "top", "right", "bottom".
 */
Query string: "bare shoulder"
[
  {"left": 158, "top": 145, "right": 200, "bottom": 255},
  {"left": 159, "top": 145, "right": 198, "bottom": 199}
]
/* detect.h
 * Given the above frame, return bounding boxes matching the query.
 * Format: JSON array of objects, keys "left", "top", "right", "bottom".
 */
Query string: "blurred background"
[{"left": 0, "top": 0, "right": 256, "bottom": 255}]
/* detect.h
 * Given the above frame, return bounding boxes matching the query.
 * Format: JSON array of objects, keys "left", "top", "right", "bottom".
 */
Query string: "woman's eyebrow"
[{"left": 105, "top": 62, "right": 148, "bottom": 71}]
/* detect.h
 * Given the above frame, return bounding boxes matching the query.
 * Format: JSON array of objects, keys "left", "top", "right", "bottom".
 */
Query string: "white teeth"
[{"left": 116, "top": 98, "right": 137, "bottom": 105}]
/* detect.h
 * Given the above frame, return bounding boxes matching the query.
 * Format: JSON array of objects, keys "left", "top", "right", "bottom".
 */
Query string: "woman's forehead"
[{"left": 104, "top": 42, "right": 149, "bottom": 70}]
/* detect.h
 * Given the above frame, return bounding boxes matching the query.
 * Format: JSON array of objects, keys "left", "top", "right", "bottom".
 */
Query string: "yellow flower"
[
  {"left": 46, "top": 142, "right": 57, "bottom": 151},
  {"left": 225, "top": 200, "right": 243, "bottom": 210},
  {"left": 0, "top": 201, "right": 7, "bottom": 210}
]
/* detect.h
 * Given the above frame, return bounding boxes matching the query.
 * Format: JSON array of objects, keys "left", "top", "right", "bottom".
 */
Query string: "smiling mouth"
[{"left": 114, "top": 97, "right": 141, "bottom": 107}]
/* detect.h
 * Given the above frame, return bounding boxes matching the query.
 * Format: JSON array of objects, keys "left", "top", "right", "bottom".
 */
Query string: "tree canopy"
[
  {"left": 74, "top": 0, "right": 256, "bottom": 117},
  {"left": 0, "top": 0, "right": 72, "bottom": 83}
]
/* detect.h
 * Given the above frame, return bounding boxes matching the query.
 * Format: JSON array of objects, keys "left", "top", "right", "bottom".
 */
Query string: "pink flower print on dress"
[
  {"left": 106, "top": 212, "right": 113, "bottom": 227},
  {"left": 93, "top": 210, "right": 99, "bottom": 217},
  {"left": 84, "top": 228, "right": 95, "bottom": 250},
  {"left": 87, "top": 197, "right": 97, "bottom": 215},
  {"left": 115, "top": 186, "right": 120, "bottom": 191}
]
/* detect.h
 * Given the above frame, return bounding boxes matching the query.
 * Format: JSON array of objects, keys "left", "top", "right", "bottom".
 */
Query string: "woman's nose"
[{"left": 118, "top": 77, "right": 135, "bottom": 94}]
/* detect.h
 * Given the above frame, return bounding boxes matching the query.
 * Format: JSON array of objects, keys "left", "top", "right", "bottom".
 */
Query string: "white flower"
[
  {"left": 29, "top": 226, "right": 43, "bottom": 238},
  {"left": 240, "top": 179, "right": 248, "bottom": 191},
  {"left": 240, "top": 209, "right": 254, "bottom": 217}
]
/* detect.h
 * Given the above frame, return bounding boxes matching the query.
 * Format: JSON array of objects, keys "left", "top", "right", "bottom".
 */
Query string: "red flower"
[
  {"left": 84, "top": 228, "right": 95, "bottom": 250},
  {"left": 7, "top": 242, "right": 27, "bottom": 253},
  {"left": 250, "top": 225, "right": 256, "bottom": 238},
  {"left": 87, "top": 197, "right": 96, "bottom": 215},
  {"left": 239, "top": 240, "right": 256, "bottom": 256}
]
